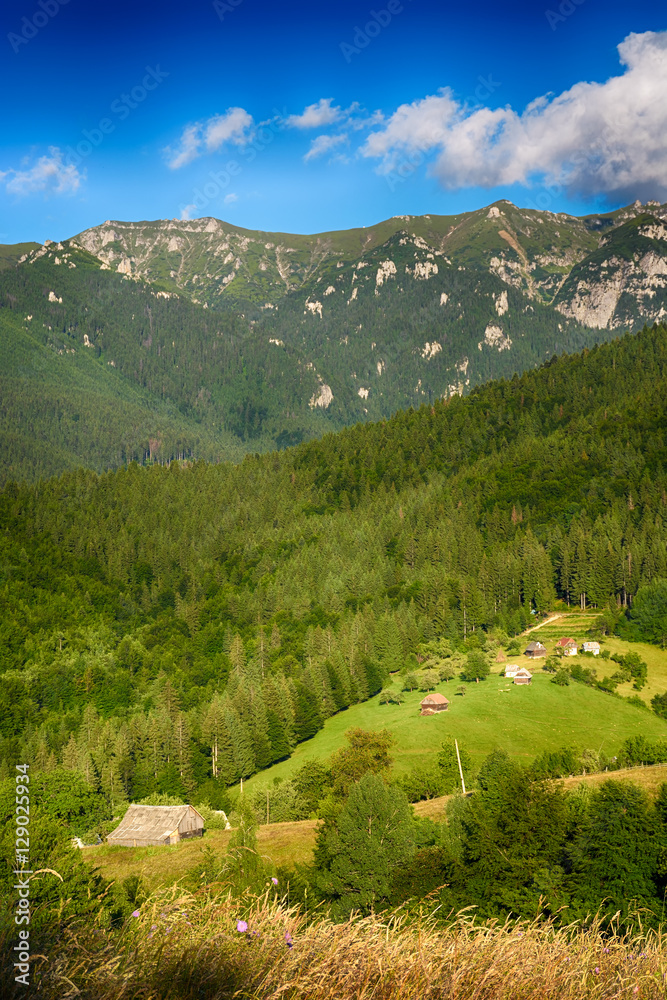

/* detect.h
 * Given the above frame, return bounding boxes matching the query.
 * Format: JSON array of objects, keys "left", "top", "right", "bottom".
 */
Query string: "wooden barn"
[
  {"left": 514, "top": 667, "right": 533, "bottom": 685},
  {"left": 107, "top": 804, "right": 205, "bottom": 847},
  {"left": 504, "top": 663, "right": 521, "bottom": 678},
  {"left": 420, "top": 692, "right": 449, "bottom": 715},
  {"left": 524, "top": 640, "right": 547, "bottom": 658}
]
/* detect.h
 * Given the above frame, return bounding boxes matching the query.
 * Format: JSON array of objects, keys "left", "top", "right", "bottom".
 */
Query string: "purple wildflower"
[
  {"left": 271, "top": 877, "right": 279, "bottom": 885},
  {"left": 285, "top": 930, "right": 293, "bottom": 949},
  {"left": 594, "top": 967, "right": 600, "bottom": 975},
  {"left": 131, "top": 910, "right": 140, "bottom": 918},
  {"left": 237, "top": 920, "right": 248, "bottom": 933}
]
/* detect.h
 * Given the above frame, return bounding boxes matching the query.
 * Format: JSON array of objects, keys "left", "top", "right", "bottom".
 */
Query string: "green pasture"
[{"left": 242, "top": 640, "right": 667, "bottom": 797}]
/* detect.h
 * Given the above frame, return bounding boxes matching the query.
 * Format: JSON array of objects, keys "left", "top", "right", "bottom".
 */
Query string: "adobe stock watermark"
[
  {"left": 545, "top": 0, "right": 585, "bottom": 32},
  {"left": 178, "top": 112, "right": 286, "bottom": 219},
  {"left": 14, "top": 764, "right": 31, "bottom": 987},
  {"left": 61, "top": 66, "right": 169, "bottom": 170},
  {"left": 213, "top": 0, "right": 244, "bottom": 21},
  {"left": 340, "top": 0, "right": 413, "bottom": 63},
  {"left": 384, "top": 74, "right": 501, "bottom": 192},
  {"left": 8, "top": 0, "right": 70, "bottom": 54}
]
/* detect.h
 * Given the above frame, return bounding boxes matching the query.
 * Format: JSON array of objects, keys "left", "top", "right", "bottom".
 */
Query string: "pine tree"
[
  {"left": 266, "top": 709, "right": 291, "bottom": 762},
  {"left": 225, "top": 707, "right": 255, "bottom": 779},
  {"left": 174, "top": 712, "right": 195, "bottom": 795},
  {"left": 318, "top": 773, "right": 415, "bottom": 917}
]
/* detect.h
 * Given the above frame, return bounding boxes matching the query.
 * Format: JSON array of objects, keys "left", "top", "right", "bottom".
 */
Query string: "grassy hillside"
[
  {"left": 0, "top": 241, "right": 39, "bottom": 270},
  {"left": 241, "top": 649, "right": 667, "bottom": 796}
]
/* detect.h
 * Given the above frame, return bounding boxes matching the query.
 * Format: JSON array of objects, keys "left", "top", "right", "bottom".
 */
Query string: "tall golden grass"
[{"left": 16, "top": 887, "right": 667, "bottom": 999}]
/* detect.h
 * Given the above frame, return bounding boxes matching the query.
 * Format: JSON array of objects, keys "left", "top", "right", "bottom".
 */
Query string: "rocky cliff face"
[
  {"left": 554, "top": 213, "right": 667, "bottom": 329},
  {"left": 68, "top": 200, "right": 667, "bottom": 335}
]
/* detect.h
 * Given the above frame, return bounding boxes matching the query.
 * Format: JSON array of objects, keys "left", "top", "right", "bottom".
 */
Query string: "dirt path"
[{"left": 521, "top": 613, "right": 564, "bottom": 635}]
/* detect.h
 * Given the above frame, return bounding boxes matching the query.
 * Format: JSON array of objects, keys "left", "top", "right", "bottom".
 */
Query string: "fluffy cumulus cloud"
[
  {"left": 362, "top": 31, "right": 667, "bottom": 202},
  {"left": 304, "top": 133, "right": 349, "bottom": 162},
  {"left": 166, "top": 108, "right": 254, "bottom": 169},
  {"left": 286, "top": 98, "right": 341, "bottom": 129},
  {"left": 2, "top": 147, "right": 82, "bottom": 196}
]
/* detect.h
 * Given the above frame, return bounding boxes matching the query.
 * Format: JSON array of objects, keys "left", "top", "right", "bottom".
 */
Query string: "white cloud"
[
  {"left": 363, "top": 91, "right": 459, "bottom": 164},
  {"left": 362, "top": 31, "right": 667, "bottom": 202},
  {"left": 304, "top": 133, "right": 348, "bottom": 162},
  {"left": 166, "top": 108, "right": 254, "bottom": 169},
  {"left": 223, "top": 192, "right": 238, "bottom": 204},
  {"left": 168, "top": 124, "right": 201, "bottom": 170},
  {"left": 180, "top": 203, "right": 197, "bottom": 220},
  {"left": 286, "top": 98, "right": 341, "bottom": 129},
  {"left": 2, "top": 147, "right": 83, "bottom": 196},
  {"left": 204, "top": 109, "right": 254, "bottom": 152}
]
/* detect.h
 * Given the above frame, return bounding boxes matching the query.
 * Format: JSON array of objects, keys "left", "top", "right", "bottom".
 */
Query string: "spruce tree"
[{"left": 318, "top": 773, "right": 415, "bottom": 917}]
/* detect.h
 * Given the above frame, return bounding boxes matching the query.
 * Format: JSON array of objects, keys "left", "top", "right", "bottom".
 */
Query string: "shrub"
[{"left": 651, "top": 691, "right": 667, "bottom": 720}]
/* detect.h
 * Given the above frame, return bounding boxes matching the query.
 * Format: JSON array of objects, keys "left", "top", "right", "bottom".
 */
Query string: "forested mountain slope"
[
  {"left": 1, "top": 324, "right": 666, "bottom": 796},
  {"left": 0, "top": 243, "right": 332, "bottom": 479},
  {"left": 2, "top": 199, "right": 666, "bottom": 482}
]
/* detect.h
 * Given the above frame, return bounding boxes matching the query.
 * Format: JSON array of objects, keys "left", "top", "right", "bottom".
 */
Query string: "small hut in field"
[
  {"left": 514, "top": 667, "right": 533, "bottom": 685},
  {"left": 504, "top": 663, "right": 521, "bottom": 678},
  {"left": 524, "top": 640, "right": 547, "bottom": 658},
  {"left": 107, "top": 804, "right": 205, "bottom": 847},
  {"left": 420, "top": 693, "right": 449, "bottom": 716}
]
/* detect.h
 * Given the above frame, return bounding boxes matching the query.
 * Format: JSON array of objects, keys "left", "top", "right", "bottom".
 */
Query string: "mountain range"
[{"left": 1, "top": 198, "right": 666, "bottom": 482}]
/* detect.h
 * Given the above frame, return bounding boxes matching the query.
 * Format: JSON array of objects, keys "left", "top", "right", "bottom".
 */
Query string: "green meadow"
[{"left": 242, "top": 626, "right": 667, "bottom": 797}]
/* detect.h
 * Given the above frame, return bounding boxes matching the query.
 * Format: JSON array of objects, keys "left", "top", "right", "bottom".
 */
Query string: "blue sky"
[{"left": 1, "top": 0, "right": 665, "bottom": 243}]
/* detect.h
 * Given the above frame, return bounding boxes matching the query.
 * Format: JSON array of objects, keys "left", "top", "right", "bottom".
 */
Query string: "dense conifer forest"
[{"left": 2, "top": 323, "right": 667, "bottom": 800}]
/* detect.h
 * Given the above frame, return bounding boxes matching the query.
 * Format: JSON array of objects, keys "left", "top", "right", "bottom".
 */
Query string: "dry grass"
[
  {"left": 412, "top": 794, "right": 452, "bottom": 820},
  {"left": 561, "top": 764, "right": 667, "bottom": 797},
  {"left": 22, "top": 887, "right": 667, "bottom": 1000},
  {"left": 86, "top": 820, "right": 319, "bottom": 890}
]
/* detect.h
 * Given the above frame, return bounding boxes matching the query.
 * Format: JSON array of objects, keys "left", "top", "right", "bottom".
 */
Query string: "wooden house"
[
  {"left": 420, "top": 693, "right": 449, "bottom": 715},
  {"left": 524, "top": 640, "right": 547, "bottom": 658},
  {"left": 504, "top": 664, "right": 521, "bottom": 678},
  {"left": 555, "top": 637, "right": 578, "bottom": 656},
  {"left": 514, "top": 667, "right": 533, "bottom": 685},
  {"left": 581, "top": 641, "right": 601, "bottom": 655},
  {"left": 107, "top": 804, "right": 205, "bottom": 847}
]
